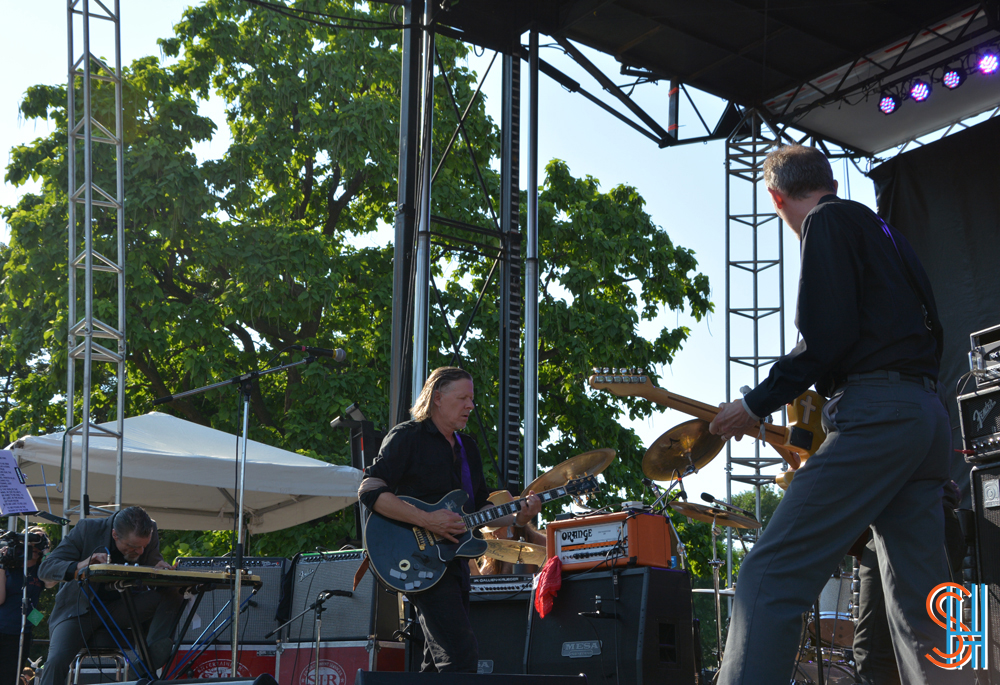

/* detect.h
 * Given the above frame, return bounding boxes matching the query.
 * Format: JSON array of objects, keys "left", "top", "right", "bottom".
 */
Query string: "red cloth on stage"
[{"left": 534, "top": 556, "right": 562, "bottom": 618}]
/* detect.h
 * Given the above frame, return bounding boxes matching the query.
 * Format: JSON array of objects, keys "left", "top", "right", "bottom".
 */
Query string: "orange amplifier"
[{"left": 546, "top": 511, "right": 672, "bottom": 572}]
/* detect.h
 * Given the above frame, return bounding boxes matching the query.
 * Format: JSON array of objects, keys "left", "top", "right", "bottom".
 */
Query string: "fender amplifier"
[
  {"left": 958, "top": 384, "right": 1000, "bottom": 465},
  {"left": 175, "top": 557, "right": 288, "bottom": 644},
  {"left": 285, "top": 550, "right": 400, "bottom": 642},
  {"left": 546, "top": 511, "right": 672, "bottom": 572}
]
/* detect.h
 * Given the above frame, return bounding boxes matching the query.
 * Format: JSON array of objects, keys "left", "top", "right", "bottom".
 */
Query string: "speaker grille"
[
  {"left": 973, "top": 464, "right": 1000, "bottom": 682},
  {"left": 175, "top": 557, "right": 287, "bottom": 645},
  {"left": 286, "top": 550, "right": 399, "bottom": 642}
]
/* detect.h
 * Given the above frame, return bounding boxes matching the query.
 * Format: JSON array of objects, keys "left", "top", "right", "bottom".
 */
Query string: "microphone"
[
  {"left": 701, "top": 492, "right": 753, "bottom": 518},
  {"left": 294, "top": 346, "right": 346, "bottom": 362},
  {"left": 319, "top": 589, "right": 353, "bottom": 598}
]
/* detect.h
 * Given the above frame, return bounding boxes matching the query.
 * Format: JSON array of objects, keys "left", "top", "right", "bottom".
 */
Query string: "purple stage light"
[
  {"left": 979, "top": 53, "right": 999, "bottom": 75},
  {"left": 879, "top": 94, "right": 898, "bottom": 115},
  {"left": 910, "top": 81, "right": 931, "bottom": 102},
  {"left": 943, "top": 69, "right": 963, "bottom": 89}
]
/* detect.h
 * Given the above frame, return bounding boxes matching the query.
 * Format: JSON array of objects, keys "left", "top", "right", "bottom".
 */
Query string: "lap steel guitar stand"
[{"left": 79, "top": 563, "right": 262, "bottom": 678}]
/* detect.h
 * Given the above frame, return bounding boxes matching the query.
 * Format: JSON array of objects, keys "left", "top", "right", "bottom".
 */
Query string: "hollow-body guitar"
[{"left": 364, "top": 475, "right": 598, "bottom": 593}]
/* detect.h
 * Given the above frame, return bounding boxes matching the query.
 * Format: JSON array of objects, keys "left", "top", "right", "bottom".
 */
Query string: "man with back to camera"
[
  {"left": 37, "top": 505, "right": 183, "bottom": 685},
  {"left": 358, "top": 366, "right": 541, "bottom": 672},
  {"left": 708, "top": 145, "right": 970, "bottom": 684}
]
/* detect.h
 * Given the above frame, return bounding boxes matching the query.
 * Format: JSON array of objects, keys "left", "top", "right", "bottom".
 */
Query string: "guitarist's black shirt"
[
  {"left": 359, "top": 419, "right": 490, "bottom": 515},
  {"left": 744, "top": 195, "right": 942, "bottom": 418}
]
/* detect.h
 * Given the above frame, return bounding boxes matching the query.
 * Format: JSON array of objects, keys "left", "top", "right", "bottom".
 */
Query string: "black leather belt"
[{"left": 841, "top": 370, "right": 936, "bottom": 392}]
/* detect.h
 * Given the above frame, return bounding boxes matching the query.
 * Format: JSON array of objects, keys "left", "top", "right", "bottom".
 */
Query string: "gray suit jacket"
[{"left": 38, "top": 515, "right": 164, "bottom": 631}]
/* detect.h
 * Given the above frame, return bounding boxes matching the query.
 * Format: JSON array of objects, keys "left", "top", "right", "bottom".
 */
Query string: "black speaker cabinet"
[
  {"left": 524, "top": 567, "right": 695, "bottom": 685},
  {"left": 958, "top": 384, "right": 1000, "bottom": 465},
  {"left": 471, "top": 590, "right": 532, "bottom": 674},
  {"left": 357, "top": 674, "right": 587, "bottom": 684},
  {"left": 286, "top": 549, "right": 399, "bottom": 642},
  {"left": 176, "top": 557, "right": 288, "bottom": 644},
  {"left": 971, "top": 462, "right": 1000, "bottom": 682}
]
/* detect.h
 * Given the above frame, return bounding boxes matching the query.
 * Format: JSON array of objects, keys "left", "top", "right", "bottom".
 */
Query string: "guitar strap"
[
  {"left": 453, "top": 433, "right": 476, "bottom": 511},
  {"left": 353, "top": 553, "right": 370, "bottom": 591}
]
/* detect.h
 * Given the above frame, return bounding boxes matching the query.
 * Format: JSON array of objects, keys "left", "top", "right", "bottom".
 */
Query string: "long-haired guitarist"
[
  {"left": 708, "top": 145, "right": 963, "bottom": 685},
  {"left": 358, "top": 367, "right": 541, "bottom": 673}
]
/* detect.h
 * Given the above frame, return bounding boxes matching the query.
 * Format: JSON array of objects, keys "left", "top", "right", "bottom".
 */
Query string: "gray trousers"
[
  {"left": 717, "top": 376, "right": 974, "bottom": 685},
  {"left": 39, "top": 588, "right": 182, "bottom": 685}
]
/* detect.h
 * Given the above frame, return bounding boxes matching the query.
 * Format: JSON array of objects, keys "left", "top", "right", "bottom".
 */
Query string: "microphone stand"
[
  {"left": 154, "top": 354, "right": 320, "bottom": 675},
  {"left": 265, "top": 590, "right": 353, "bottom": 682},
  {"left": 645, "top": 475, "right": 687, "bottom": 569}
]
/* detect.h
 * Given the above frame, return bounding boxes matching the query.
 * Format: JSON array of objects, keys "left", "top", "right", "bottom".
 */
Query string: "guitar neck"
[
  {"left": 461, "top": 485, "right": 570, "bottom": 530},
  {"left": 637, "top": 385, "right": 790, "bottom": 446}
]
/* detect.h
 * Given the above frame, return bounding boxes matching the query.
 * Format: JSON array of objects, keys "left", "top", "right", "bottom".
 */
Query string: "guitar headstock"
[
  {"left": 587, "top": 367, "right": 657, "bottom": 399},
  {"left": 564, "top": 474, "right": 600, "bottom": 496}
]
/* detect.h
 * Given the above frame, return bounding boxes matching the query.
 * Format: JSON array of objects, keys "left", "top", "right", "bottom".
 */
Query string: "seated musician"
[
  {"left": 37, "top": 506, "right": 183, "bottom": 685},
  {"left": 476, "top": 491, "right": 547, "bottom": 576},
  {"left": 358, "top": 367, "right": 541, "bottom": 673}
]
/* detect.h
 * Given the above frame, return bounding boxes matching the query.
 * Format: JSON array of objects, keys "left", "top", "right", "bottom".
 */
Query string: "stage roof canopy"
[{"left": 437, "top": 1, "right": 1000, "bottom": 154}]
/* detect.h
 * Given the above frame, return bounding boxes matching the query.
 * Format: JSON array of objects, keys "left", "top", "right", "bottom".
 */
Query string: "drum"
[
  {"left": 817, "top": 574, "right": 855, "bottom": 648},
  {"left": 793, "top": 651, "right": 857, "bottom": 685}
]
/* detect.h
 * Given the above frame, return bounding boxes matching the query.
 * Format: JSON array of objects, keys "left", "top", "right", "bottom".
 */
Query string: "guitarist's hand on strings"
[
  {"left": 710, "top": 401, "right": 758, "bottom": 442},
  {"left": 421, "top": 508, "right": 467, "bottom": 544}
]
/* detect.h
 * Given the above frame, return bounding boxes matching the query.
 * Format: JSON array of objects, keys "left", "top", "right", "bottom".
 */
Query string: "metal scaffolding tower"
[
  {"left": 724, "top": 108, "right": 788, "bottom": 579},
  {"left": 64, "top": 0, "right": 126, "bottom": 521}
]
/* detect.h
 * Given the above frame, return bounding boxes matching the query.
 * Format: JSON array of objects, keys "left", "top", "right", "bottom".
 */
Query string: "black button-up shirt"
[
  {"left": 359, "top": 419, "right": 490, "bottom": 514},
  {"left": 745, "top": 195, "right": 942, "bottom": 417}
]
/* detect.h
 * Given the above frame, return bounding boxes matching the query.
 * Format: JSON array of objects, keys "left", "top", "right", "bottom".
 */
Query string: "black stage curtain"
[{"left": 869, "top": 116, "right": 1000, "bottom": 505}]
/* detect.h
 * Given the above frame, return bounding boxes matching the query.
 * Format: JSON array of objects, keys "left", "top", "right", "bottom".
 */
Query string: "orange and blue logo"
[{"left": 925, "top": 582, "right": 988, "bottom": 670}]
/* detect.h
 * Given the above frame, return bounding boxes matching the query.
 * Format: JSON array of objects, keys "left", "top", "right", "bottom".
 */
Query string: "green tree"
[{"left": 2, "top": 1, "right": 710, "bottom": 563}]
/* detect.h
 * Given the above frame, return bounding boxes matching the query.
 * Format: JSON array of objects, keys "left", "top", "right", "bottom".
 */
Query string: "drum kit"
[{"left": 478, "top": 417, "right": 862, "bottom": 684}]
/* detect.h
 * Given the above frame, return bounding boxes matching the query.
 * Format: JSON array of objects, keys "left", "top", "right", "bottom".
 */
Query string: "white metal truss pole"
[{"left": 65, "top": 0, "right": 126, "bottom": 523}]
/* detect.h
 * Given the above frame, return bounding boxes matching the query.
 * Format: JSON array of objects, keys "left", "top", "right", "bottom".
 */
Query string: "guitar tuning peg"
[
  {"left": 591, "top": 367, "right": 599, "bottom": 374},
  {"left": 638, "top": 368, "right": 645, "bottom": 375},
  {"left": 602, "top": 367, "right": 610, "bottom": 374}
]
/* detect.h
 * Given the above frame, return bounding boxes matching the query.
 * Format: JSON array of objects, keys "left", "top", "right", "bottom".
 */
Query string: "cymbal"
[
  {"left": 669, "top": 501, "right": 762, "bottom": 530},
  {"left": 483, "top": 539, "right": 547, "bottom": 566},
  {"left": 643, "top": 419, "right": 724, "bottom": 480},
  {"left": 523, "top": 448, "right": 615, "bottom": 496}
]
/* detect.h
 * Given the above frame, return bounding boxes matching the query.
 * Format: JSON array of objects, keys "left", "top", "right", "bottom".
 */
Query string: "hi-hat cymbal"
[
  {"left": 643, "top": 419, "right": 724, "bottom": 480},
  {"left": 669, "top": 501, "right": 762, "bottom": 530},
  {"left": 523, "top": 448, "right": 615, "bottom": 496},
  {"left": 483, "top": 539, "right": 547, "bottom": 566}
]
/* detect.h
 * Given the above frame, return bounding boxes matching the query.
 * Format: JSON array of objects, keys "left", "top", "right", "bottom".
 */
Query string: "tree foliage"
[{"left": 1, "top": 1, "right": 711, "bottom": 561}]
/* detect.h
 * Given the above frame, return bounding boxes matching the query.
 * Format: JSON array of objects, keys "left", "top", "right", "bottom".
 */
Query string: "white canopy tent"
[{"left": 8, "top": 412, "right": 362, "bottom": 534}]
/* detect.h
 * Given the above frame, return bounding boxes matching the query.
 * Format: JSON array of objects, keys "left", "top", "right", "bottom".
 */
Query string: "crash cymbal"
[
  {"left": 483, "top": 539, "right": 548, "bottom": 566},
  {"left": 643, "top": 419, "right": 724, "bottom": 480},
  {"left": 669, "top": 501, "right": 762, "bottom": 530},
  {"left": 523, "top": 448, "right": 616, "bottom": 496}
]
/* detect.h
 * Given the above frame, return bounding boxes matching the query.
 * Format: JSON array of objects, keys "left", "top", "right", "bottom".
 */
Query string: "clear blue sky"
[{"left": 1, "top": 2, "right": 879, "bottom": 506}]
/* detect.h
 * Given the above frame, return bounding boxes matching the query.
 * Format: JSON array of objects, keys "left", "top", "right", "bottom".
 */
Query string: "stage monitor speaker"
[
  {"left": 286, "top": 549, "right": 399, "bottom": 642},
  {"left": 971, "top": 461, "right": 1000, "bottom": 682},
  {"left": 175, "top": 557, "right": 288, "bottom": 645},
  {"left": 524, "top": 566, "right": 695, "bottom": 685},
  {"left": 356, "top": 674, "right": 587, "bottom": 684}
]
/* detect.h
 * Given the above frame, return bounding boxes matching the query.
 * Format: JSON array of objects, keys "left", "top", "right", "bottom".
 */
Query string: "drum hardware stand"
[
  {"left": 154, "top": 352, "right": 322, "bottom": 674},
  {"left": 708, "top": 517, "right": 726, "bottom": 666},
  {"left": 812, "top": 596, "right": 826, "bottom": 685},
  {"left": 644, "top": 475, "right": 688, "bottom": 568}
]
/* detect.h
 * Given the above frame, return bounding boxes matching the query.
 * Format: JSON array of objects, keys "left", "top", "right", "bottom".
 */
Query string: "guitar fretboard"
[{"left": 461, "top": 485, "right": 569, "bottom": 529}]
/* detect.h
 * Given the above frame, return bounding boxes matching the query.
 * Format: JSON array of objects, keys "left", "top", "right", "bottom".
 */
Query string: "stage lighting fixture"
[
  {"left": 978, "top": 52, "right": 999, "bottom": 75},
  {"left": 879, "top": 94, "right": 899, "bottom": 115},
  {"left": 910, "top": 81, "right": 931, "bottom": 102},
  {"left": 943, "top": 69, "right": 964, "bottom": 89}
]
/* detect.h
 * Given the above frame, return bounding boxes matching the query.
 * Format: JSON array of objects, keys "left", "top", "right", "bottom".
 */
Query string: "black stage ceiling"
[{"left": 436, "top": 1, "right": 1000, "bottom": 154}]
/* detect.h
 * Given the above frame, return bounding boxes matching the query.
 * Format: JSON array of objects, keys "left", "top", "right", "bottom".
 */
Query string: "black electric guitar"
[{"left": 363, "top": 475, "right": 598, "bottom": 593}]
